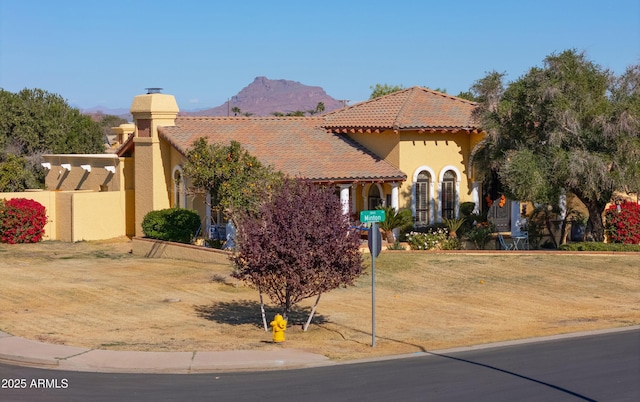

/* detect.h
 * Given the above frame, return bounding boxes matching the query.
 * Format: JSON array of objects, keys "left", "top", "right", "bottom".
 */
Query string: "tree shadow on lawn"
[{"left": 194, "top": 300, "right": 329, "bottom": 329}]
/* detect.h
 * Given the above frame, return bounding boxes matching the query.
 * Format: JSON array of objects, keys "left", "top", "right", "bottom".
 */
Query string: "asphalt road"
[{"left": 1, "top": 329, "right": 638, "bottom": 402}]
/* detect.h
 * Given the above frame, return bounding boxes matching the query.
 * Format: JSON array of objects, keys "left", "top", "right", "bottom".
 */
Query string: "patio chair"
[
  {"left": 498, "top": 233, "right": 514, "bottom": 250},
  {"left": 517, "top": 231, "right": 529, "bottom": 250}
]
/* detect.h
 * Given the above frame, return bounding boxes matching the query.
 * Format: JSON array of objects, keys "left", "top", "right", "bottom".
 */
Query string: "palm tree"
[{"left": 376, "top": 206, "right": 413, "bottom": 243}]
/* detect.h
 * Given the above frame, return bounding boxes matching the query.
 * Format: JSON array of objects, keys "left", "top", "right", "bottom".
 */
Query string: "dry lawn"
[{"left": 0, "top": 238, "right": 638, "bottom": 361}]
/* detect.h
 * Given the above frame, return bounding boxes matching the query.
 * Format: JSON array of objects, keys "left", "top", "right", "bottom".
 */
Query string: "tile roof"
[
  {"left": 322, "top": 86, "right": 478, "bottom": 131},
  {"left": 158, "top": 116, "right": 406, "bottom": 183}
]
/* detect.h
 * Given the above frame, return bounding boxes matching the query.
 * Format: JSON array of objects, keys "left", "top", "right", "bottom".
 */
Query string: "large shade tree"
[
  {"left": 231, "top": 178, "right": 364, "bottom": 329},
  {"left": 0, "top": 88, "right": 105, "bottom": 191},
  {"left": 471, "top": 50, "right": 640, "bottom": 242}
]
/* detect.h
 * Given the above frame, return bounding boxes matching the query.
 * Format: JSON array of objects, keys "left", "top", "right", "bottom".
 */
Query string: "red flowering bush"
[
  {"left": 0, "top": 198, "right": 47, "bottom": 244},
  {"left": 604, "top": 201, "right": 640, "bottom": 244}
]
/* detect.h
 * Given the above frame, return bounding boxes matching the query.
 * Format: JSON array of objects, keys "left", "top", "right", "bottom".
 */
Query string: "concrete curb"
[{"left": 1, "top": 326, "right": 638, "bottom": 374}]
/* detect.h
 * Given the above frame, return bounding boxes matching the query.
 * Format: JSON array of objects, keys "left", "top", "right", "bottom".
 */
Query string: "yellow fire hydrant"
[{"left": 270, "top": 314, "right": 287, "bottom": 343}]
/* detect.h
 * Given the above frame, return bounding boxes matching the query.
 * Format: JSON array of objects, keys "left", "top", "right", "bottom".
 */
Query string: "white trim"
[
  {"left": 41, "top": 162, "right": 51, "bottom": 170},
  {"left": 390, "top": 182, "right": 399, "bottom": 210},
  {"left": 438, "top": 165, "right": 462, "bottom": 221},
  {"left": 471, "top": 181, "right": 480, "bottom": 214},
  {"left": 339, "top": 184, "right": 350, "bottom": 215},
  {"left": 104, "top": 166, "right": 116, "bottom": 174},
  {"left": 61, "top": 163, "right": 71, "bottom": 171},
  {"left": 80, "top": 164, "right": 91, "bottom": 172}
]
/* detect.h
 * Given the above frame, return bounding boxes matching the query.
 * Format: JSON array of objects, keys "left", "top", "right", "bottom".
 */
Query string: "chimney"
[{"left": 130, "top": 89, "right": 179, "bottom": 236}]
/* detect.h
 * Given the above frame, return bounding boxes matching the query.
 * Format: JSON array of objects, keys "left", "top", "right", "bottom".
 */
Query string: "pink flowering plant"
[{"left": 0, "top": 198, "right": 47, "bottom": 244}]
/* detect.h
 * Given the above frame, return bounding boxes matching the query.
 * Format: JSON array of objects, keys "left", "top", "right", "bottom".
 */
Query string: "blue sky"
[{"left": 1, "top": 0, "right": 638, "bottom": 111}]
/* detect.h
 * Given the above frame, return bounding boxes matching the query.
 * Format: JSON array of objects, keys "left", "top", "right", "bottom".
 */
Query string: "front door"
[{"left": 489, "top": 197, "right": 511, "bottom": 232}]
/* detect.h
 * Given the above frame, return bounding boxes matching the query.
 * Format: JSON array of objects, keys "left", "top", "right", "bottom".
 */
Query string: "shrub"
[
  {"left": 386, "top": 241, "right": 406, "bottom": 250},
  {"left": 406, "top": 227, "right": 463, "bottom": 250},
  {"left": 604, "top": 201, "right": 640, "bottom": 244},
  {"left": 141, "top": 208, "right": 201, "bottom": 244},
  {"left": 559, "top": 242, "right": 640, "bottom": 252},
  {"left": 466, "top": 221, "right": 495, "bottom": 250},
  {"left": 0, "top": 198, "right": 47, "bottom": 244}
]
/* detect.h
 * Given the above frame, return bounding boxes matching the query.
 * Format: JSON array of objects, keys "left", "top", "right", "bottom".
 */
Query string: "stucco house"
[{"left": 4, "top": 87, "right": 503, "bottom": 241}]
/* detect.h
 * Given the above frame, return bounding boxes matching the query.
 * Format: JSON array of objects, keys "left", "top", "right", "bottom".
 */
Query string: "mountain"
[
  {"left": 81, "top": 107, "right": 132, "bottom": 123},
  {"left": 184, "top": 76, "right": 346, "bottom": 117}
]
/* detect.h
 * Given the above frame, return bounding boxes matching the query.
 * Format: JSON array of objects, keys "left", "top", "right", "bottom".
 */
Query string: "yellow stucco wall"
[
  {"left": 347, "top": 131, "right": 400, "bottom": 168},
  {"left": 398, "top": 131, "right": 475, "bottom": 214},
  {"left": 70, "top": 191, "right": 126, "bottom": 241},
  {"left": 345, "top": 129, "right": 484, "bottom": 219},
  {"left": 1, "top": 190, "right": 126, "bottom": 242}
]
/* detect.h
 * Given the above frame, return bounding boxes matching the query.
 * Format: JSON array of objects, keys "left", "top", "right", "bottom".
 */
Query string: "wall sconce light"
[
  {"left": 104, "top": 166, "right": 116, "bottom": 174},
  {"left": 61, "top": 163, "right": 71, "bottom": 171},
  {"left": 81, "top": 164, "right": 92, "bottom": 172},
  {"left": 41, "top": 162, "right": 51, "bottom": 170}
]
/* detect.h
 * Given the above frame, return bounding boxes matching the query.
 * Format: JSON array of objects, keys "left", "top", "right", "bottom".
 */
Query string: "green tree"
[
  {"left": 471, "top": 50, "right": 640, "bottom": 242},
  {"left": 0, "top": 88, "right": 105, "bottom": 190},
  {"left": 369, "top": 83, "right": 404, "bottom": 99},
  {"left": 98, "top": 114, "right": 128, "bottom": 145},
  {"left": 231, "top": 106, "right": 241, "bottom": 116},
  {"left": 456, "top": 90, "right": 479, "bottom": 102},
  {"left": 231, "top": 178, "right": 364, "bottom": 326},
  {"left": 0, "top": 88, "right": 104, "bottom": 155},
  {"left": 0, "top": 153, "right": 41, "bottom": 192},
  {"left": 307, "top": 102, "right": 326, "bottom": 116},
  {"left": 183, "top": 138, "right": 282, "bottom": 219}
]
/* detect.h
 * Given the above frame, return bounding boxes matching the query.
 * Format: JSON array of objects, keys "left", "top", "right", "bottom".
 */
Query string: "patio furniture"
[
  {"left": 512, "top": 231, "right": 529, "bottom": 250},
  {"left": 498, "top": 233, "right": 514, "bottom": 250}
]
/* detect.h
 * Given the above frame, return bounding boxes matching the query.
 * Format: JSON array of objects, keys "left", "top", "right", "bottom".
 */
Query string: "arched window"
[
  {"left": 441, "top": 170, "right": 456, "bottom": 220},
  {"left": 173, "top": 166, "right": 186, "bottom": 208},
  {"left": 415, "top": 170, "right": 431, "bottom": 225},
  {"left": 368, "top": 184, "right": 383, "bottom": 209}
]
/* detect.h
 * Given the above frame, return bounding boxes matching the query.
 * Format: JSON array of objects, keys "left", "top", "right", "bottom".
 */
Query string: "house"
[{"left": 3, "top": 87, "right": 495, "bottom": 241}]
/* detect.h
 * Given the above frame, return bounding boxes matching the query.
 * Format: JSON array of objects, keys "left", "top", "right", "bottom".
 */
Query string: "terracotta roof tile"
[
  {"left": 159, "top": 116, "right": 406, "bottom": 183},
  {"left": 322, "top": 86, "right": 478, "bottom": 131}
]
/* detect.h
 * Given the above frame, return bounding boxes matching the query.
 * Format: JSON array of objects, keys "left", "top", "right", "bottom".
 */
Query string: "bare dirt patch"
[{"left": 0, "top": 239, "right": 638, "bottom": 361}]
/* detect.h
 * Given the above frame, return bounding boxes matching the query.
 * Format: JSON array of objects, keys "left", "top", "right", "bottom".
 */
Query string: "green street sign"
[{"left": 360, "top": 209, "right": 386, "bottom": 223}]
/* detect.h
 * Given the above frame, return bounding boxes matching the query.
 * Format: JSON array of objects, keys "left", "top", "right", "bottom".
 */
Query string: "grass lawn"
[{"left": 0, "top": 238, "right": 638, "bottom": 361}]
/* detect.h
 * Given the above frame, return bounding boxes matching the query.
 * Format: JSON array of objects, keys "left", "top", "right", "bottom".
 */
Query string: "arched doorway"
[{"left": 368, "top": 184, "right": 383, "bottom": 209}]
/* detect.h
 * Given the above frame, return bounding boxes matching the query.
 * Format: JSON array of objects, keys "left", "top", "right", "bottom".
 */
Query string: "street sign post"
[
  {"left": 367, "top": 223, "right": 382, "bottom": 258},
  {"left": 360, "top": 210, "right": 385, "bottom": 347}
]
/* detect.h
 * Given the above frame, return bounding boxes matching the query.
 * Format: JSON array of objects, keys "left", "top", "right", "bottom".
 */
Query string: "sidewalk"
[
  {"left": 0, "top": 330, "right": 331, "bottom": 373},
  {"left": 2, "top": 326, "right": 638, "bottom": 374}
]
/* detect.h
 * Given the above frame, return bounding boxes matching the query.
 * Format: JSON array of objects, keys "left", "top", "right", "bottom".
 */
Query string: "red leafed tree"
[{"left": 231, "top": 178, "right": 363, "bottom": 327}]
